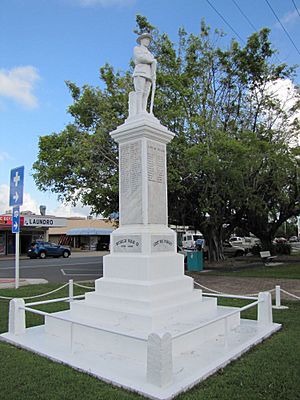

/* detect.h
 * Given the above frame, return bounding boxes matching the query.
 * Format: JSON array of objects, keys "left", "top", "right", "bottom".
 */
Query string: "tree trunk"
[
  {"left": 258, "top": 235, "right": 273, "bottom": 251},
  {"left": 202, "top": 223, "right": 224, "bottom": 262}
]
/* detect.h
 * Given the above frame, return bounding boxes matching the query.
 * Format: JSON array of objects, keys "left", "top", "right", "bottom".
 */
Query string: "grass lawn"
[
  {"left": 207, "top": 263, "right": 300, "bottom": 279},
  {"left": 0, "top": 284, "right": 299, "bottom": 400}
]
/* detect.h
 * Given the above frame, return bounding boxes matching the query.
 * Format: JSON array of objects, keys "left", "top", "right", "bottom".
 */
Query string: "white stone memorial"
[{"left": 1, "top": 32, "right": 281, "bottom": 400}]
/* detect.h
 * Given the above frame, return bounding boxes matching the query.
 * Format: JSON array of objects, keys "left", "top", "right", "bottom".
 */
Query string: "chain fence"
[{"left": 0, "top": 279, "right": 299, "bottom": 302}]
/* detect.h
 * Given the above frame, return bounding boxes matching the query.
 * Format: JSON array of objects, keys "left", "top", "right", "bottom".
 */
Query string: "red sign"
[{"left": 0, "top": 215, "right": 24, "bottom": 226}]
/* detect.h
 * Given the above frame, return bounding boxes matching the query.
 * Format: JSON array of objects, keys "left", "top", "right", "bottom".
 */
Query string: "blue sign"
[
  {"left": 9, "top": 166, "right": 24, "bottom": 207},
  {"left": 12, "top": 206, "right": 20, "bottom": 234}
]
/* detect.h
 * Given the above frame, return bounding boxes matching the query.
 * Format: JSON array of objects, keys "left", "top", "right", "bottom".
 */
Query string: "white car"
[
  {"left": 223, "top": 242, "right": 245, "bottom": 257},
  {"left": 289, "top": 236, "right": 298, "bottom": 243},
  {"left": 182, "top": 232, "right": 204, "bottom": 249}
]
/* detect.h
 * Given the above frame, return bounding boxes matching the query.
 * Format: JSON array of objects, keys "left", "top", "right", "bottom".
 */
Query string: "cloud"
[
  {"left": 266, "top": 78, "right": 299, "bottom": 113},
  {"left": 0, "top": 66, "right": 40, "bottom": 108},
  {"left": 275, "top": 9, "right": 299, "bottom": 28},
  {"left": 0, "top": 184, "right": 39, "bottom": 214},
  {"left": 0, "top": 152, "right": 11, "bottom": 163},
  {"left": 77, "top": 0, "right": 134, "bottom": 6},
  {"left": 49, "top": 202, "right": 92, "bottom": 218},
  {"left": 264, "top": 78, "right": 300, "bottom": 145},
  {"left": 0, "top": 184, "right": 92, "bottom": 218}
]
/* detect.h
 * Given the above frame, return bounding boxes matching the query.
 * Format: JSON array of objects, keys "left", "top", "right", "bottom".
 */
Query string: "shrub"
[
  {"left": 250, "top": 244, "right": 261, "bottom": 255},
  {"left": 274, "top": 242, "right": 291, "bottom": 255},
  {"left": 250, "top": 243, "right": 291, "bottom": 255}
]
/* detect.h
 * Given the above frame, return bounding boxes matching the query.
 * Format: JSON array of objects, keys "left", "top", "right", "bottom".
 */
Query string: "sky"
[{"left": 0, "top": 0, "right": 299, "bottom": 217}]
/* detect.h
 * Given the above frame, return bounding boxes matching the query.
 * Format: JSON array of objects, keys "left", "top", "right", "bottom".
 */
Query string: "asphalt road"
[{"left": 0, "top": 255, "right": 104, "bottom": 283}]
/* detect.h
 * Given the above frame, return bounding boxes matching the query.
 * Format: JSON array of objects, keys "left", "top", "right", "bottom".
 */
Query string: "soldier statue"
[{"left": 129, "top": 33, "right": 157, "bottom": 117}]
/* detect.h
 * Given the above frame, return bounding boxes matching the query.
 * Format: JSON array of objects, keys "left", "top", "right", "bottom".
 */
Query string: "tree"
[
  {"left": 231, "top": 137, "right": 300, "bottom": 250},
  {"left": 33, "top": 16, "right": 300, "bottom": 260},
  {"left": 33, "top": 65, "right": 132, "bottom": 216}
]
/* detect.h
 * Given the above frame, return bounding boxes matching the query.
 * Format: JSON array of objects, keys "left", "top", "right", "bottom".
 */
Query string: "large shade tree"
[{"left": 33, "top": 16, "right": 300, "bottom": 260}]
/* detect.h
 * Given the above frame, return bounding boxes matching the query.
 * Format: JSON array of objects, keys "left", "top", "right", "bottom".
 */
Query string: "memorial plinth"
[
  {"left": 67, "top": 113, "right": 210, "bottom": 332},
  {"left": 1, "top": 33, "right": 281, "bottom": 400}
]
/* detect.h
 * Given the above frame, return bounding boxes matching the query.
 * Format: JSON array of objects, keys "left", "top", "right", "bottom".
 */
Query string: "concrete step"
[{"left": 94, "top": 275, "right": 194, "bottom": 300}]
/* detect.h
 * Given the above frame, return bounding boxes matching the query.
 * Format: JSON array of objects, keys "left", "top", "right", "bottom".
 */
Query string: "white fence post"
[
  {"left": 258, "top": 292, "right": 273, "bottom": 326},
  {"left": 9, "top": 298, "right": 26, "bottom": 335},
  {"left": 275, "top": 285, "right": 281, "bottom": 307},
  {"left": 69, "top": 279, "right": 74, "bottom": 302},
  {"left": 272, "top": 285, "right": 289, "bottom": 310},
  {"left": 147, "top": 332, "right": 173, "bottom": 387}
]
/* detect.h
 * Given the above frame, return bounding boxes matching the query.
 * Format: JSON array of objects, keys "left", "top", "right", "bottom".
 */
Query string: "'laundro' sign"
[{"left": 24, "top": 216, "right": 67, "bottom": 227}]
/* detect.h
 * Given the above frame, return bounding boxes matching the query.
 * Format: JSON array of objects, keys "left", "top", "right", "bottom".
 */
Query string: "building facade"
[
  {"left": 0, "top": 214, "right": 67, "bottom": 255},
  {"left": 48, "top": 217, "right": 115, "bottom": 251}
]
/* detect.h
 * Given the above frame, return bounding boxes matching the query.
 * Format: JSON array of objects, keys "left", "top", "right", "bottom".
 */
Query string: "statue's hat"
[{"left": 137, "top": 32, "right": 152, "bottom": 44}]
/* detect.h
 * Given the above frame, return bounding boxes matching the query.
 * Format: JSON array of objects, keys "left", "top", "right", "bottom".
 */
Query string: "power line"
[
  {"left": 231, "top": 0, "right": 257, "bottom": 32},
  {"left": 209, "top": 0, "right": 282, "bottom": 64},
  {"left": 232, "top": 0, "right": 282, "bottom": 64},
  {"left": 265, "top": 0, "right": 300, "bottom": 56},
  {"left": 291, "top": 0, "right": 300, "bottom": 19},
  {"left": 205, "top": 0, "right": 245, "bottom": 43}
]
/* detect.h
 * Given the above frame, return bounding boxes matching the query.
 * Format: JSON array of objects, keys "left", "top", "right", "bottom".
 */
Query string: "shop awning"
[{"left": 66, "top": 228, "right": 114, "bottom": 236}]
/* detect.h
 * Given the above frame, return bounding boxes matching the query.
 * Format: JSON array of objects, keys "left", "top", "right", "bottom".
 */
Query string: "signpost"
[
  {"left": 9, "top": 166, "right": 24, "bottom": 207},
  {"left": 9, "top": 166, "right": 24, "bottom": 289},
  {"left": 12, "top": 206, "right": 20, "bottom": 234}
]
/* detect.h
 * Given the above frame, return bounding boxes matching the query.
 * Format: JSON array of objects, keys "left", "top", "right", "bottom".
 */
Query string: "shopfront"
[{"left": 0, "top": 214, "right": 67, "bottom": 255}]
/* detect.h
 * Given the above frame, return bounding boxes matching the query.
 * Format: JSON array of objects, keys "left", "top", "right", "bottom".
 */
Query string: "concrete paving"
[{"left": 0, "top": 278, "right": 48, "bottom": 289}]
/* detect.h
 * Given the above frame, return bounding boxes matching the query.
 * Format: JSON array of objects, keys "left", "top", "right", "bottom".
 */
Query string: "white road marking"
[
  {"left": 0, "top": 261, "right": 102, "bottom": 271},
  {"left": 60, "top": 268, "right": 100, "bottom": 277}
]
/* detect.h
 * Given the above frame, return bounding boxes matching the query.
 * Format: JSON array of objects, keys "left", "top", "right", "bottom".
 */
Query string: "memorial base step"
[{"left": 44, "top": 302, "right": 240, "bottom": 358}]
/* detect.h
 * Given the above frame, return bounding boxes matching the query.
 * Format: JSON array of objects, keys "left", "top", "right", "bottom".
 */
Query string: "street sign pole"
[
  {"left": 15, "top": 232, "right": 20, "bottom": 289},
  {"left": 12, "top": 205, "right": 21, "bottom": 289},
  {"left": 9, "top": 167, "right": 24, "bottom": 290}
]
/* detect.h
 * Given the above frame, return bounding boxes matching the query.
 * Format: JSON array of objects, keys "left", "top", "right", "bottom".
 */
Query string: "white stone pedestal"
[
  {"left": 0, "top": 114, "right": 281, "bottom": 400},
  {"left": 72, "top": 114, "right": 207, "bottom": 333}
]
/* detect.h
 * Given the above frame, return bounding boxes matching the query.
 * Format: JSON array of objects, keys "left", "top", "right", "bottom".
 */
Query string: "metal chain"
[
  {"left": 73, "top": 282, "right": 95, "bottom": 290},
  {"left": 280, "top": 288, "right": 300, "bottom": 300},
  {"left": 0, "top": 283, "right": 69, "bottom": 301},
  {"left": 194, "top": 281, "right": 276, "bottom": 297}
]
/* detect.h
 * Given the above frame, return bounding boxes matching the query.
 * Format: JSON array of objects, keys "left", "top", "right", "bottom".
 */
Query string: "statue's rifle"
[{"left": 150, "top": 61, "right": 157, "bottom": 114}]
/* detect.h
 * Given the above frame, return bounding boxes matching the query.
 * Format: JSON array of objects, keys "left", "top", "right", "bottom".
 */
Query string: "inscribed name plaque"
[
  {"left": 147, "top": 140, "right": 167, "bottom": 224},
  {"left": 113, "top": 235, "right": 142, "bottom": 253},
  {"left": 120, "top": 140, "right": 142, "bottom": 224},
  {"left": 151, "top": 235, "right": 174, "bottom": 252}
]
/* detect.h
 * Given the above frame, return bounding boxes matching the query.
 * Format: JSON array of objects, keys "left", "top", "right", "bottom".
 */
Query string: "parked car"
[
  {"left": 289, "top": 236, "right": 299, "bottom": 243},
  {"left": 223, "top": 242, "right": 245, "bottom": 257},
  {"left": 27, "top": 241, "right": 71, "bottom": 259},
  {"left": 273, "top": 237, "right": 287, "bottom": 244},
  {"left": 96, "top": 241, "right": 109, "bottom": 251},
  {"left": 229, "top": 236, "right": 244, "bottom": 245},
  {"left": 229, "top": 236, "right": 260, "bottom": 252},
  {"left": 182, "top": 232, "right": 205, "bottom": 249}
]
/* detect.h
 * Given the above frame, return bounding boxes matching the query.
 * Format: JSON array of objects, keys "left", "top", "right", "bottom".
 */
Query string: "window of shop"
[{"left": 0, "top": 233, "right": 5, "bottom": 255}]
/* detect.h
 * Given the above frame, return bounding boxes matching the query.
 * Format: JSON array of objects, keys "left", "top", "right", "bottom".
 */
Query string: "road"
[{"left": 0, "top": 255, "right": 104, "bottom": 283}]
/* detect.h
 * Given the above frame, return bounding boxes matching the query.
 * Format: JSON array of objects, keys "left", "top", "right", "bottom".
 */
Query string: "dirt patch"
[{"left": 190, "top": 274, "right": 300, "bottom": 300}]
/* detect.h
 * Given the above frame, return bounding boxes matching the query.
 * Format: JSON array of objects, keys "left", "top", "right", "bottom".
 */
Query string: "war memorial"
[{"left": 1, "top": 32, "right": 280, "bottom": 399}]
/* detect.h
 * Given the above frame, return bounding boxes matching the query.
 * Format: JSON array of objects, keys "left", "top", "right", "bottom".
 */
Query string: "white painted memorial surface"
[
  {"left": 1, "top": 31, "right": 281, "bottom": 400},
  {"left": 147, "top": 140, "right": 167, "bottom": 224},
  {"left": 120, "top": 140, "right": 143, "bottom": 225}
]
